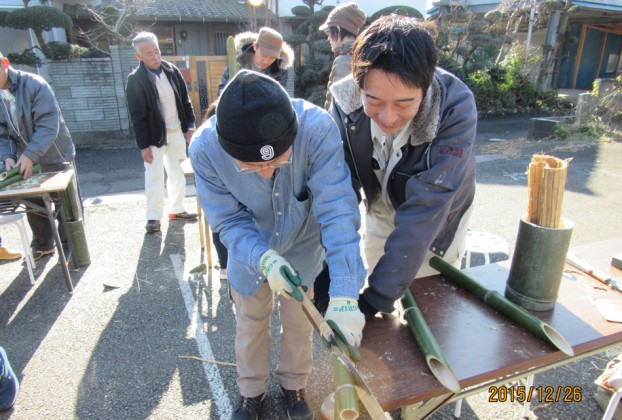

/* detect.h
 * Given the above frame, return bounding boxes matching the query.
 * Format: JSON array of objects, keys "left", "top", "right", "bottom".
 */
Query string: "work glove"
[
  {"left": 325, "top": 298, "right": 365, "bottom": 358},
  {"left": 259, "top": 249, "right": 304, "bottom": 301}
]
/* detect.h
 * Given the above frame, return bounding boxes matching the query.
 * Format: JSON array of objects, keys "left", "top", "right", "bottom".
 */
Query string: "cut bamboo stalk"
[
  {"left": 400, "top": 289, "right": 461, "bottom": 393},
  {"left": 430, "top": 256, "right": 574, "bottom": 357},
  {"left": 332, "top": 348, "right": 359, "bottom": 420}
]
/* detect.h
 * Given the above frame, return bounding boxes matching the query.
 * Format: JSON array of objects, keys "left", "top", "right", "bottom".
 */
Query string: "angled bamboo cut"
[
  {"left": 527, "top": 155, "right": 570, "bottom": 228},
  {"left": 400, "top": 289, "right": 461, "bottom": 393},
  {"left": 430, "top": 256, "right": 574, "bottom": 357}
]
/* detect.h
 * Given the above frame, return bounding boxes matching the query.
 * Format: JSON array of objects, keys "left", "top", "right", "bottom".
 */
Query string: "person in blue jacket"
[
  {"left": 190, "top": 70, "right": 366, "bottom": 420},
  {"left": 328, "top": 15, "right": 478, "bottom": 319}
]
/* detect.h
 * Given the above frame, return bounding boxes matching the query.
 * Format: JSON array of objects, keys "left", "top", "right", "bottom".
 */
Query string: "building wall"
[{"left": 47, "top": 45, "right": 135, "bottom": 147}]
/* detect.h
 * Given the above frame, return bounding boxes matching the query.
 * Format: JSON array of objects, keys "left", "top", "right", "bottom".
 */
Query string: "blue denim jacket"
[{"left": 189, "top": 99, "right": 366, "bottom": 298}]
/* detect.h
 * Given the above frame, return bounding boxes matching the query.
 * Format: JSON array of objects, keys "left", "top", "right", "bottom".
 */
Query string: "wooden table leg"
[
  {"left": 197, "top": 199, "right": 205, "bottom": 249},
  {"left": 203, "top": 211, "right": 212, "bottom": 268}
]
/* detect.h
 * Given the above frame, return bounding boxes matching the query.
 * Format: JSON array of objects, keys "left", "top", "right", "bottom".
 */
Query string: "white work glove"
[
  {"left": 259, "top": 249, "right": 304, "bottom": 301},
  {"left": 324, "top": 298, "right": 365, "bottom": 349}
]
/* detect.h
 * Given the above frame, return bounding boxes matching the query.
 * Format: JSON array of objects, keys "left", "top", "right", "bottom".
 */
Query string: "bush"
[
  {"left": 596, "top": 76, "right": 622, "bottom": 130},
  {"left": 370, "top": 5, "right": 424, "bottom": 21},
  {"left": 7, "top": 49, "right": 42, "bottom": 68},
  {"left": 42, "top": 42, "right": 90, "bottom": 60},
  {"left": 5, "top": 5, "right": 72, "bottom": 32}
]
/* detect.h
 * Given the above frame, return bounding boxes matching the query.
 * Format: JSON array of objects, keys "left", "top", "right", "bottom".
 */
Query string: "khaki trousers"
[
  {"left": 144, "top": 127, "right": 187, "bottom": 220},
  {"left": 230, "top": 282, "right": 313, "bottom": 397}
]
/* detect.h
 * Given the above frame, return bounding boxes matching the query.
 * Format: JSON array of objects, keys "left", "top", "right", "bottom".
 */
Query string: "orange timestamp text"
[{"left": 488, "top": 385, "right": 583, "bottom": 403}]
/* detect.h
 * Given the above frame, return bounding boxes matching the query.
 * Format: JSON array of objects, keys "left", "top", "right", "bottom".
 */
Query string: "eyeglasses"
[{"left": 234, "top": 153, "right": 292, "bottom": 174}]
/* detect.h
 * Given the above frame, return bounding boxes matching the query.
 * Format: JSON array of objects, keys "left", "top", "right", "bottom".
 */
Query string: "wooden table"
[
  {"left": 357, "top": 237, "right": 622, "bottom": 418},
  {"left": 0, "top": 170, "right": 78, "bottom": 293},
  {"left": 181, "top": 158, "right": 212, "bottom": 267}
]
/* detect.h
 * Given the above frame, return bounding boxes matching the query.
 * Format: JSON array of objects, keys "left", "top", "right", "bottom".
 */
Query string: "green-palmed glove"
[
  {"left": 325, "top": 298, "right": 365, "bottom": 349},
  {"left": 259, "top": 249, "right": 304, "bottom": 302}
]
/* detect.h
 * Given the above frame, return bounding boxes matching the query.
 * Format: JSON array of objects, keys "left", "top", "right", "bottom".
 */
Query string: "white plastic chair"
[
  {"left": 464, "top": 230, "right": 510, "bottom": 268},
  {"left": 603, "top": 365, "right": 622, "bottom": 420},
  {"left": 0, "top": 213, "right": 36, "bottom": 284}
]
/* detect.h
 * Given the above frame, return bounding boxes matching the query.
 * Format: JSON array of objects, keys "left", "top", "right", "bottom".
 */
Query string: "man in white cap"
[
  {"left": 217, "top": 27, "right": 294, "bottom": 95},
  {"left": 190, "top": 70, "right": 366, "bottom": 420}
]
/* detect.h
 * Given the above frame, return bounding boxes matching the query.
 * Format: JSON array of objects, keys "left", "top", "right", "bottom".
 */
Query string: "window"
[
  {"left": 215, "top": 32, "right": 232, "bottom": 56},
  {"left": 152, "top": 27, "right": 175, "bottom": 55}
]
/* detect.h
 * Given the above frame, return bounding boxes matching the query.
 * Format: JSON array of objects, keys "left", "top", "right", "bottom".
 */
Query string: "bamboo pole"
[
  {"left": 430, "top": 256, "right": 574, "bottom": 357},
  {"left": 226, "top": 36, "right": 239, "bottom": 80},
  {"left": 332, "top": 348, "right": 360, "bottom": 420},
  {"left": 400, "top": 289, "right": 461, "bottom": 393}
]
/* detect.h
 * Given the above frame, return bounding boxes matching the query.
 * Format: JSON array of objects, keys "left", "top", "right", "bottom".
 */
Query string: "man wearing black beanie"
[{"left": 190, "top": 70, "right": 366, "bottom": 420}]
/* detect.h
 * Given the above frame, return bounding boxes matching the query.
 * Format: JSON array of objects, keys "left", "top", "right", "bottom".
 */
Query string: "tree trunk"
[
  {"left": 495, "top": 1, "right": 524, "bottom": 65},
  {"left": 536, "top": 0, "right": 572, "bottom": 90}
]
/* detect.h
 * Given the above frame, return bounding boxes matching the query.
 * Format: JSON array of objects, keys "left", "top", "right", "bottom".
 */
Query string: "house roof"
[{"left": 83, "top": 0, "right": 260, "bottom": 22}]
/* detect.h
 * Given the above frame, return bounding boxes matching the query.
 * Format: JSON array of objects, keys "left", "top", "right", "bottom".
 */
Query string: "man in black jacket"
[{"left": 126, "top": 32, "right": 197, "bottom": 233}]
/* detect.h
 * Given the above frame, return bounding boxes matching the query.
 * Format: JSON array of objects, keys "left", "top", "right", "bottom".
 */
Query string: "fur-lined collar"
[
  {"left": 334, "top": 40, "right": 354, "bottom": 57},
  {"left": 331, "top": 73, "right": 442, "bottom": 147},
  {"left": 233, "top": 31, "right": 294, "bottom": 70}
]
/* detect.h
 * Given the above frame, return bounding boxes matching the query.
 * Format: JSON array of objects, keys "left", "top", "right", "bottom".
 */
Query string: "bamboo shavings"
[{"left": 526, "top": 155, "right": 571, "bottom": 228}]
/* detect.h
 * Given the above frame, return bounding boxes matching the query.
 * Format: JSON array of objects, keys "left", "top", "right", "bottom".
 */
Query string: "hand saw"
[
  {"left": 566, "top": 253, "right": 622, "bottom": 293},
  {"left": 295, "top": 285, "right": 387, "bottom": 419}
]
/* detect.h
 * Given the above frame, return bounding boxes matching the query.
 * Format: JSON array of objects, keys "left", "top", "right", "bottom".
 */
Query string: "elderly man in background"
[{"left": 126, "top": 32, "right": 198, "bottom": 234}]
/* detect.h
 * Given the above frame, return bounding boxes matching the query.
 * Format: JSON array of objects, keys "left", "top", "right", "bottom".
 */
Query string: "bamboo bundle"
[
  {"left": 0, "top": 163, "right": 41, "bottom": 190},
  {"left": 526, "top": 155, "right": 570, "bottom": 228},
  {"left": 400, "top": 289, "right": 461, "bottom": 393},
  {"left": 430, "top": 256, "right": 574, "bottom": 357}
]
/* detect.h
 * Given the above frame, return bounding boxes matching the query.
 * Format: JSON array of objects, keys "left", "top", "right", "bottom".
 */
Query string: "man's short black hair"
[{"left": 352, "top": 15, "right": 438, "bottom": 94}]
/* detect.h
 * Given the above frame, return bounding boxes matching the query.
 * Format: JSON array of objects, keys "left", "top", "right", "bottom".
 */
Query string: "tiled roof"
[{"left": 100, "top": 0, "right": 254, "bottom": 21}]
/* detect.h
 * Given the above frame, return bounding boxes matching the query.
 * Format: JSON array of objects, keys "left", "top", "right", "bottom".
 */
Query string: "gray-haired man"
[{"left": 126, "top": 32, "right": 197, "bottom": 233}]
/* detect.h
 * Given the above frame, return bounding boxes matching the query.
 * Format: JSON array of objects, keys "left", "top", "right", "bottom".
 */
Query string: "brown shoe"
[
  {"left": 168, "top": 212, "right": 198, "bottom": 221},
  {"left": 0, "top": 246, "right": 22, "bottom": 261}
]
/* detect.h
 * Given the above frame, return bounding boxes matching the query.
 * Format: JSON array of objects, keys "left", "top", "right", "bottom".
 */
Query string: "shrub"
[
  {"left": 42, "top": 41, "right": 90, "bottom": 60},
  {"left": 596, "top": 76, "right": 622, "bottom": 130},
  {"left": 7, "top": 49, "right": 42, "bottom": 67},
  {"left": 5, "top": 5, "right": 72, "bottom": 32}
]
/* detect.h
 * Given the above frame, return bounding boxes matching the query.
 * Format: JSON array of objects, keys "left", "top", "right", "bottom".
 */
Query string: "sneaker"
[
  {"left": 33, "top": 248, "right": 55, "bottom": 261},
  {"left": 220, "top": 268, "right": 228, "bottom": 281},
  {"left": 232, "top": 393, "right": 265, "bottom": 420},
  {"left": 0, "top": 246, "right": 22, "bottom": 261},
  {"left": 145, "top": 220, "right": 161, "bottom": 233},
  {"left": 281, "top": 387, "right": 314, "bottom": 420},
  {"left": 0, "top": 346, "right": 19, "bottom": 411},
  {"left": 169, "top": 212, "right": 198, "bottom": 221}
]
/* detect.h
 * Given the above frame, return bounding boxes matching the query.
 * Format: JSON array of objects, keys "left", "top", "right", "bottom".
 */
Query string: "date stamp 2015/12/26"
[{"left": 489, "top": 386, "right": 583, "bottom": 403}]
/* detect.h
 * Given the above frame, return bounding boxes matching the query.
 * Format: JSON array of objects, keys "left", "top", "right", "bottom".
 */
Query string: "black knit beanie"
[{"left": 216, "top": 70, "right": 298, "bottom": 162}]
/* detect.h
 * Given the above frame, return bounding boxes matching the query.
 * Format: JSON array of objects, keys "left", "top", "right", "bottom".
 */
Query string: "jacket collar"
[{"left": 330, "top": 72, "right": 442, "bottom": 147}]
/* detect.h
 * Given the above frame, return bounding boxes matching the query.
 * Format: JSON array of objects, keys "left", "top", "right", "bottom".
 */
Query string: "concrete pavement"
[{"left": 1, "top": 115, "right": 622, "bottom": 419}]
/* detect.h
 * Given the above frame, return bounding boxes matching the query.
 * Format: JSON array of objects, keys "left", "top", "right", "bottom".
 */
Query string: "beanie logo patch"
[{"left": 260, "top": 145, "right": 275, "bottom": 161}]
